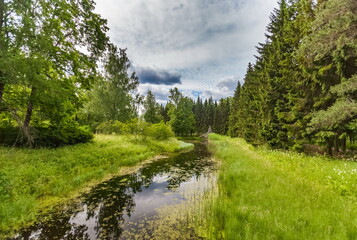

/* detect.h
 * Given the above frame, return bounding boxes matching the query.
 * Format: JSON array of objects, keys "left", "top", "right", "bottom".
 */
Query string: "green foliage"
[
  {"left": 95, "top": 119, "right": 174, "bottom": 140},
  {"left": 146, "top": 122, "right": 175, "bottom": 140},
  {"left": 0, "top": 134, "right": 185, "bottom": 235},
  {"left": 204, "top": 134, "right": 357, "bottom": 239},
  {"left": 144, "top": 90, "right": 163, "bottom": 124},
  {"left": 0, "top": 0, "right": 110, "bottom": 145},
  {"left": 213, "top": 97, "right": 230, "bottom": 135},
  {"left": 227, "top": 0, "right": 356, "bottom": 154},
  {"left": 228, "top": 81, "right": 241, "bottom": 137},
  {"left": 0, "top": 126, "right": 93, "bottom": 147},
  {"left": 35, "top": 126, "right": 94, "bottom": 147},
  {"left": 169, "top": 96, "right": 196, "bottom": 136},
  {"left": 83, "top": 46, "right": 139, "bottom": 123},
  {"left": 298, "top": 0, "right": 357, "bottom": 153},
  {"left": 96, "top": 120, "right": 126, "bottom": 135}
]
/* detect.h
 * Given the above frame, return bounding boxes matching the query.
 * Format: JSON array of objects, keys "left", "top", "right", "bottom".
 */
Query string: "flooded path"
[{"left": 13, "top": 141, "right": 216, "bottom": 239}]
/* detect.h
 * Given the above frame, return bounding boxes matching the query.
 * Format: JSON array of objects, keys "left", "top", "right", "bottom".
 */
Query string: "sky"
[{"left": 94, "top": 0, "right": 278, "bottom": 104}]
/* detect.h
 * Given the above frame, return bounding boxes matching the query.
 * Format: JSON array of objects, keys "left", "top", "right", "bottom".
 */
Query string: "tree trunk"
[
  {"left": 0, "top": 0, "right": 5, "bottom": 106},
  {"left": 327, "top": 138, "right": 333, "bottom": 156},
  {"left": 21, "top": 86, "right": 36, "bottom": 147},
  {"left": 24, "top": 86, "right": 36, "bottom": 128},
  {"left": 0, "top": 81, "right": 4, "bottom": 104},
  {"left": 342, "top": 137, "right": 347, "bottom": 153},
  {"left": 334, "top": 136, "right": 339, "bottom": 153}
]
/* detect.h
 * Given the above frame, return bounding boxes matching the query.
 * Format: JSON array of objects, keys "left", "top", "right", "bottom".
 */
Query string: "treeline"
[
  {"left": 228, "top": 0, "right": 356, "bottom": 154},
  {"left": 141, "top": 88, "right": 231, "bottom": 136}
]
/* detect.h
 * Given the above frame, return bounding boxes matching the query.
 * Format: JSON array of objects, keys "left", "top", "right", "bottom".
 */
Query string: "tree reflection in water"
[{"left": 15, "top": 141, "right": 215, "bottom": 240}]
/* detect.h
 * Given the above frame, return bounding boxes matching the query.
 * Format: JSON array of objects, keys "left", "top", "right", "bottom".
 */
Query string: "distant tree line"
[{"left": 141, "top": 87, "right": 231, "bottom": 137}]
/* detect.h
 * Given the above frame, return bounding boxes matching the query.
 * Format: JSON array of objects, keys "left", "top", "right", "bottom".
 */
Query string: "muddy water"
[{"left": 13, "top": 141, "right": 216, "bottom": 240}]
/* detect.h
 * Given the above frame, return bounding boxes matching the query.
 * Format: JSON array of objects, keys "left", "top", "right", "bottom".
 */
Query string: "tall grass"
[
  {"left": 0, "top": 134, "right": 186, "bottom": 235},
  {"left": 204, "top": 134, "right": 356, "bottom": 240}
]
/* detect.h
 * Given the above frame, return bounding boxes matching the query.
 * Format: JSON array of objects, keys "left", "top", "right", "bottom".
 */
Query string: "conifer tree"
[
  {"left": 299, "top": 0, "right": 357, "bottom": 154},
  {"left": 228, "top": 81, "right": 241, "bottom": 137},
  {"left": 143, "top": 90, "right": 163, "bottom": 124}
]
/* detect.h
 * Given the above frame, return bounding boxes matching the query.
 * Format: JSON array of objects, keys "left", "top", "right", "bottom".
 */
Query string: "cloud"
[
  {"left": 94, "top": 0, "right": 277, "bottom": 82},
  {"left": 216, "top": 76, "right": 239, "bottom": 92},
  {"left": 136, "top": 67, "right": 182, "bottom": 85},
  {"left": 94, "top": 0, "right": 277, "bottom": 99},
  {"left": 138, "top": 75, "right": 240, "bottom": 106},
  {"left": 138, "top": 84, "right": 172, "bottom": 105},
  {"left": 200, "top": 76, "right": 240, "bottom": 101}
]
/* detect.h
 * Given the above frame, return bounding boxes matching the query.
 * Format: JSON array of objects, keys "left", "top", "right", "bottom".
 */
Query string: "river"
[{"left": 13, "top": 140, "right": 216, "bottom": 240}]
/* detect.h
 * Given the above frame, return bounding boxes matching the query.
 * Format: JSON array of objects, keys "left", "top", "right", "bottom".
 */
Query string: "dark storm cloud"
[{"left": 137, "top": 67, "right": 182, "bottom": 85}]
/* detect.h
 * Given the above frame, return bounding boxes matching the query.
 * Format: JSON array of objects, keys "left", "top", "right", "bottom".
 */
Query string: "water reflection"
[{"left": 14, "top": 141, "right": 215, "bottom": 240}]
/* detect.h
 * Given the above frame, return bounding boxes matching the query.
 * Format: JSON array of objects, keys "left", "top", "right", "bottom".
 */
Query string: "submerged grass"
[
  {"left": 0, "top": 134, "right": 188, "bottom": 236},
  {"left": 203, "top": 134, "right": 356, "bottom": 240}
]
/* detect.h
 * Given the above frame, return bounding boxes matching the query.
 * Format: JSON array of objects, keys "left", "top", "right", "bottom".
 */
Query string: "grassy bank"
[
  {"left": 0, "top": 134, "right": 188, "bottom": 235},
  {"left": 203, "top": 134, "right": 356, "bottom": 239}
]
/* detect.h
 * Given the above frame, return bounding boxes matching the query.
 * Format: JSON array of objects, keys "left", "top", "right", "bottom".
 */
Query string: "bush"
[
  {"left": 147, "top": 122, "right": 174, "bottom": 140},
  {"left": 95, "top": 120, "right": 174, "bottom": 140},
  {"left": 96, "top": 120, "right": 126, "bottom": 134},
  {"left": 35, "top": 126, "right": 93, "bottom": 147},
  {"left": 124, "top": 119, "right": 150, "bottom": 135},
  {"left": 0, "top": 126, "right": 93, "bottom": 148}
]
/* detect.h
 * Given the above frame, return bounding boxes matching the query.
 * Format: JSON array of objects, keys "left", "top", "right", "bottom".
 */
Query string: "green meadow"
[
  {"left": 0, "top": 134, "right": 187, "bottom": 235},
  {"left": 202, "top": 134, "right": 356, "bottom": 240}
]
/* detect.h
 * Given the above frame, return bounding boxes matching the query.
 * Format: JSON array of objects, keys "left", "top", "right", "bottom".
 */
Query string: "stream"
[{"left": 13, "top": 141, "right": 216, "bottom": 240}]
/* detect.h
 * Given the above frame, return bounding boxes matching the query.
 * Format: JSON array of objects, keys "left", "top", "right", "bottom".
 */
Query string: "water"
[{"left": 13, "top": 141, "right": 216, "bottom": 240}]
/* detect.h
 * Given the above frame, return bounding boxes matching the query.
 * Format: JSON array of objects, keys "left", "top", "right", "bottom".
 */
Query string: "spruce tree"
[{"left": 144, "top": 90, "right": 163, "bottom": 124}]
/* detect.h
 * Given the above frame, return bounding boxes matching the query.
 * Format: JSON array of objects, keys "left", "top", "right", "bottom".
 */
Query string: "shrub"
[
  {"left": 124, "top": 119, "right": 150, "bottom": 135},
  {"left": 96, "top": 119, "right": 151, "bottom": 136},
  {"left": 94, "top": 120, "right": 173, "bottom": 140},
  {"left": 147, "top": 122, "right": 174, "bottom": 140},
  {"left": 0, "top": 126, "right": 93, "bottom": 148},
  {"left": 96, "top": 120, "right": 125, "bottom": 134},
  {"left": 35, "top": 126, "right": 93, "bottom": 147}
]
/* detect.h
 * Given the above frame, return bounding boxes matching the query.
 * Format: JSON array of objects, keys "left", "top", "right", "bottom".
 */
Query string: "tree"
[
  {"left": 168, "top": 87, "right": 182, "bottom": 106},
  {"left": 213, "top": 98, "right": 230, "bottom": 135},
  {"left": 193, "top": 97, "right": 205, "bottom": 133},
  {"left": 159, "top": 104, "right": 170, "bottom": 123},
  {"left": 299, "top": 0, "right": 357, "bottom": 154},
  {"left": 169, "top": 97, "right": 195, "bottom": 136},
  {"left": 228, "top": 80, "right": 241, "bottom": 137},
  {"left": 143, "top": 90, "right": 162, "bottom": 124},
  {"left": 0, "top": 0, "right": 109, "bottom": 145},
  {"left": 85, "top": 46, "right": 139, "bottom": 123}
]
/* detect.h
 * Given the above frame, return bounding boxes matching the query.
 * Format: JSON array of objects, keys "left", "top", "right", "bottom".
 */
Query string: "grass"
[
  {"left": 0, "top": 134, "right": 188, "bottom": 236},
  {"left": 202, "top": 134, "right": 356, "bottom": 240}
]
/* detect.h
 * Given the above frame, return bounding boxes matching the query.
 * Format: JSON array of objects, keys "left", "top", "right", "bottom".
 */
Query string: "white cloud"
[
  {"left": 200, "top": 76, "right": 240, "bottom": 101},
  {"left": 139, "top": 75, "right": 240, "bottom": 105},
  {"left": 138, "top": 84, "right": 175, "bottom": 105},
  {"left": 96, "top": 0, "right": 276, "bottom": 70},
  {"left": 94, "top": 0, "right": 277, "bottom": 96}
]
